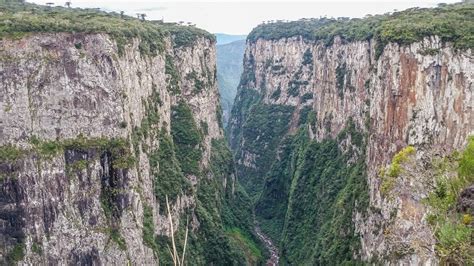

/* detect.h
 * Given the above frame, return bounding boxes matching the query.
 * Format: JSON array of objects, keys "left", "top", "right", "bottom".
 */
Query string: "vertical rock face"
[
  {"left": 0, "top": 29, "right": 237, "bottom": 264},
  {"left": 229, "top": 20, "right": 473, "bottom": 266}
]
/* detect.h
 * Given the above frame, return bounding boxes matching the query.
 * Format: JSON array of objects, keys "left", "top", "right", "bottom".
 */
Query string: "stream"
[{"left": 254, "top": 223, "right": 279, "bottom": 266}]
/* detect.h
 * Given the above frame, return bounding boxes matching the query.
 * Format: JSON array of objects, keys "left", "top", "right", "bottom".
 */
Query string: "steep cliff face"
[
  {"left": 0, "top": 3, "right": 262, "bottom": 265},
  {"left": 229, "top": 3, "right": 473, "bottom": 264}
]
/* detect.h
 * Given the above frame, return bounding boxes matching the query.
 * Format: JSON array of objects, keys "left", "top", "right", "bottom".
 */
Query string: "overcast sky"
[{"left": 29, "top": 0, "right": 460, "bottom": 35}]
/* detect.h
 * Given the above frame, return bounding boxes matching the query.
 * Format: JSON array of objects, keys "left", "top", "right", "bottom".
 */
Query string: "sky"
[{"left": 29, "top": 0, "right": 460, "bottom": 35}]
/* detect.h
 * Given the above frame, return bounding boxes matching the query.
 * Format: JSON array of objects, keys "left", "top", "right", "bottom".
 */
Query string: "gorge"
[
  {"left": 229, "top": 3, "right": 474, "bottom": 264},
  {"left": 0, "top": 1, "right": 473, "bottom": 265}
]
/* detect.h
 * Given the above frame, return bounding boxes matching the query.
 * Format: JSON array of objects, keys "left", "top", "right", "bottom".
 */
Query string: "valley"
[{"left": 0, "top": 0, "right": 473, "bottom": 265}]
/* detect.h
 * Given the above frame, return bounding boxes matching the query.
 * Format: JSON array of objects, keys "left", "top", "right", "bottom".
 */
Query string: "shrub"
[
  {"left": 436, "top": 221, "right": 472, "bottom": 264},
  {"left": 270, "top": 87, "right": 281, "bottom": 100},
  {"left": 302, "top": 49, "right": 313, "bottom": 65},
  {"left": 387, "top": 146, "right": 415, "bottom": 177},
  {"left": 170, "top": 102, "right": 203, "bottom": 176},
  {"left": 301, "top": 92, "right": 313, "bottom": 102},
  {"left": 380, "top": 146, "right": 415, "bottom": 196},
  {"left": 142, "top": 205, "right": 159, "bottom": 253},
  {"left": 151, "top": 131, "right": 191, "bottom": 205},
  {"left": 247, "top": 3, "right": 474, "bottom": 59},
  {"left": 424, "top": 138, "right": 474, "bottom": 264},
  {"left": 0, "top": 1, "right": 214, "bottom": 56}
]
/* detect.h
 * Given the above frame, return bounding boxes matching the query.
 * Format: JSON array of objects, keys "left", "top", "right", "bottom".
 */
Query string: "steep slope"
[
  {"left": 0, "top": 2, "right": 263, "bottom": 265},
  {"left": 229, "top": 3, "right": 473, "bottom": 264},
  {"left": 216, "top": 39, "right": 246, "bottom": 126}
]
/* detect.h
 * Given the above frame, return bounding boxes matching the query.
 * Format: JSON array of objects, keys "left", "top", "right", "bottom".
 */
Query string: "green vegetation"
[
  {"left": 0, "top": 144, "right": 24, "bottom": 163},
  {"left": 387, "top": 146, "right": 416, "bottom": 177},
  {"left": 424, "top": 137, "right": 474, "bottom": 264},
  {"left": 233, "top": 60, "right": 369, "bottom": 263},
  {"left": 150, "top": 131, "right": 191, "bottom": 206},
  {"left": 336, "top": 63, "right": 347, "bottom": 98},
  {"left": 31, "top": 242, "right": 43, "bottom": 255},
  {"left": 170, "top": 102, "right": 203, "bottom": 176},
  {"left": 0, "top": 0, "right": 214, "bottom": 56},
  {"left": 300, "top": 92, "right": 313, "bottom": 102},
  {"left": 142, "top": 205, "right": 159, "bottom": 256},
  {"left": 418, "top": 48, "right": 440, "bottom": 56},
  {"left": 200, "top": 121, "right": 209, "bottom": 136},
  {"left": 270, "top": 87, "right": 281, "bottom": 100},
  {"left": 235, "top": 103, "right": 295, "bottom": 200},
  {"left": 166, "top": 23, "right": 215, "bottom": 48},
  {"left": 67, "top": 159, "right": 88, "bottom": 172},
  {"left": 141, "top": 138, "right": 265, "bottom": 265},
  {"left": 248, "top": 3, "right": 474, "bottom": 59},
  {"left": 288, "top": 80, "right": 308, "bottom": 97},
  {"left": 302, "top": 49, "right": 312, "bottom": 65},
  {"left": 100, "top": 186, "right": 124, "bottom": 220},
  {"left": 186, "top": 70, "right": 206, "bottom": 94},
  {"left": 165, "top": 55, "right": 181, "bottom": 94},
  {"left": 255, "top": 118, "right": 369, "bottom": 264},
  {"left": 108, "top": 228, "right": 127, "bottom": 251},
  {"left": 185, "top": 138, "right": 264, "bottom": 265},
  {"left": 298, "top": 106, "right": 314, "bottom": 126},
  {"left": 255, "top": 131, "right": 305, "bottom": 242},
  {"left": 458, "top": 136, "right": 474, "bottom": 181},
  {"left": 0, "top": 135, "right": 134, "bottom": 168},
  {"left": 6, "top": 242, "right": 25, "bottom": 264},
  {"left": 380, "top": 146, "right": 416, "bottom": 196},
  {"left": 29, "top": 137, "right": 63, "bottom": 159},
  {"left": 226, "top": 227, "right": 263, "bottom": 264}
]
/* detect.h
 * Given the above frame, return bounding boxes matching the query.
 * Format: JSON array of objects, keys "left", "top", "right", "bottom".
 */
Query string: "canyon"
[
  {"left": 229, "top": 3, "right": 473, "bottom": 265},
  {"left": 0, "top": 1, "right": 473, "bottom": 265}
]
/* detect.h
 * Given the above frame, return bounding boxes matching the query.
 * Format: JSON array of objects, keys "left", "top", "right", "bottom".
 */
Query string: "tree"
[
  {"left": 65, "top": 1, "right": 71, "bottom": 8},
  {"left": 140, "top": 13, "right": 146, "bottom": 21},
  {"left": 120, "top": 11, "right": 124, "bottom": 19}
]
